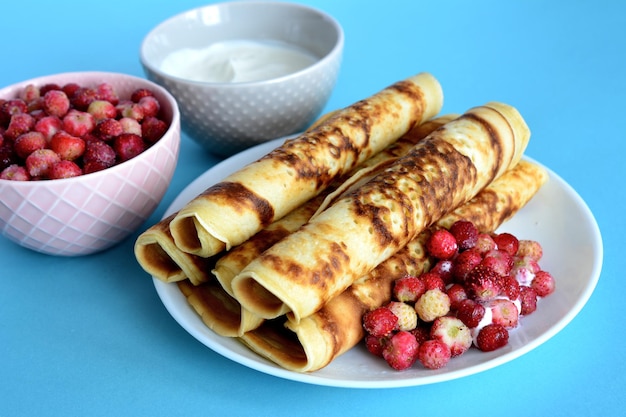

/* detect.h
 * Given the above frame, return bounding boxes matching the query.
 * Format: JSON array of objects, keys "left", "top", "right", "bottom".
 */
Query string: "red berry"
[
  {"left": 114, "top": 133, "right": 145, "bottom": 162},
  {"left": 531, "top": 270, "right": 555, "bottom": 297},
  {"left": 452, "top": 249, "right": 482, "bottom": 282},
  {"left": 141, "top": 116, "right": 168, "bottom": 144},
  {"left": 393, "top": 275, "right": 426, "bottom": 303},
  {"left": 475, "top": 233, "right": 497, "bottom": 254},
  {"left": 465, "top": 265, "right": 502, "bottom": 302},
  {"left": 481, "top": 249, "right": 513, "bottom": 276},
  {"left": 83, "top": 140, "right": 116, "bottom": 167},
  {"left": 383, "top": 331, "right": 420, "bottom": 371},
  {"left": 499, "top": 275, "right": 520, "bottom": 300},
  {"left": 363, "top": 306, "right": 398, "bottom": 338},
  {"left": 14, "top": 131, "right": 46, "bottom": 159},
  {"left": 410, "top": 325, "right": 431, "bottom": 345},
  {"left": 420, "top": 271, "right": 446, "bottom": 291},
  {"left": 426, "top": 229, "right": 458, "bottom": 259},
  {"left": 1, "top": 164, "right": 30, "bottom": 181},
  {"left": 42, "top": 90, "right": 70, "bottom": 118},
  {"left": 138, "top": 95, "right": 160, "bottom": 118},
  {"left": 446, "top": 283, "right": 468, "bottom": 310},
  {"left": 130, "top": 88, "right": 155, "bottom": 103},
  {"left": 449, "top": 220, "right": 479, "bottom": 251},
  {"left": 492, "top": 232, "right": 519, "bottom": 256},
  {"left": 364, "top": 334, "right": 386, "bottom": 357},
  {"left": 87, "top": 100, "right": 117, "bottom": 122},
  {"left": 71, "top": 87, "right": 98, "bottom": 110},
  {"left": 34, "top": 115, "right": 63, "bottom": 141},
  {"left": 62, "top": 109, "right": 95, "bottom": 137},
  {"left": 49, "top": 160, "right": 82, "bottom": 179},
  {"left": 25, "top": 148, "right": 61, "bottom": 178},
  {"left": 95, "top": 82, "right": 119, "bottom": 105},
  {"left": 519, "top": 286, "right": 538, "bottom": 315},
  {"left": 417, "top": 339, "right": 451, "bottom": 369},
  {"left": 50, "top": 131, "right": 86, "bottom": 161},
  {"left": 93, "top": 118, "right": 123, "bottom": 141},
  {"left": 475, "top": 324, "right": 509, "bottom": 352},
  {"left": 5, "top": 113, "right": 35, "bottom": 140},
  {"left": 430, "top": 259, "right": 454, "bottom": 284},
  {"left": 455, "top": 299, "right": 485, "bottom": 328}
]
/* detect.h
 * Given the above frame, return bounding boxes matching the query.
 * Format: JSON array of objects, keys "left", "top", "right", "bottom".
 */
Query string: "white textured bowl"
[
  {"left": 0, "top": 72, "right": 181, "bottom": 256},
  {"left": 140, "top": 1, "right": 343, "bottom": 156}
]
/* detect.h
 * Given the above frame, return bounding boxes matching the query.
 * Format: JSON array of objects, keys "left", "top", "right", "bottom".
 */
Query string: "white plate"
[{"left": 153, "top": 137, "right": 603, "bottom": 388}]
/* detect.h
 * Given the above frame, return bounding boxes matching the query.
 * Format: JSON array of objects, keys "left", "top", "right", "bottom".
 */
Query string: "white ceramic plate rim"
[{"left": 153, "top": 137, "right": 603, "bottom": 388}]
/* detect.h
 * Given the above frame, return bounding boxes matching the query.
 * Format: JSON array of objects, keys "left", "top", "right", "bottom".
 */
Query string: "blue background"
[{"left": 2, "top": 1, "right": 624, "bottom": 416}]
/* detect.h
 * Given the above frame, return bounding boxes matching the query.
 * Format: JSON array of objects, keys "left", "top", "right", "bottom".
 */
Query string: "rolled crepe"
[
  {"left": 232, "top": 102, "right": 530, "bottom": 322},
  {"left": 240, "top": 159, "right": 549, "bottom": 372},
  {"left": 133, "top": 213, "right": 216, "bottom": 285},
  {"left": 169, "top": 72, "right": 444, "bottom": 257},
  {"left": 188, "top": 115, "right": 458, "bottom": 336}
]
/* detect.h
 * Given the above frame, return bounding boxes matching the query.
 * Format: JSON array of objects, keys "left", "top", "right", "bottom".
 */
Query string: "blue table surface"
[{"left": 2, "top": 1, "right": 624, "bottom": 416}]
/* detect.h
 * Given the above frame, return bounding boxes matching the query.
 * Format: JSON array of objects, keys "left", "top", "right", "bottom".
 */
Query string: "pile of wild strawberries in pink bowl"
[{"left": 0, "top": 71, "right": 181, "bottom": 256}]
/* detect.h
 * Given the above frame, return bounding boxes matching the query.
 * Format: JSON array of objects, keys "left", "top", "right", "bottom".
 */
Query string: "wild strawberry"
[
  {"left": 383, "top": 331, "right": 420, "bottom": 371},
  {"left": 141, "top": 116, "right": 168, "bottom": 144},
  {"left": 475, "top": 233, "right": 497, "bottom": 254},
  {"left": 519, "top": 286, "right": 538, "bottom": 315},
  {"left": 417, "top": 339, "right": 451, "bottom": 369},
  {"left": 430, "top": 316, "right": 472, "bottom": 357},
  {"left": 20, "top": 84, "right": 41, "bottom": 104},
  {"left": 492, "top": 232, "right": 519, "bottom": 256},
  {"left": 130, "top": 88, "right": 155, "bottom": 103},
  {"left": 363, "top": 306, "right": 398, "bottom": 338},
  {"left": 114, "top": 133, "right": 145, "bottom": 162},
  {"left": 475, "top": 323, "right": 509, "bottom": 352},
  {"left": 5, "top": 113, "right": 35, "bottom": 140},
  {"left": 0, "top": 143, "right": 18, "bottom": 171},
  {"left": 414, "top": 288, "right": 450, "bottom": 322},
  {"left": 94, "top": 118, "right": 123, "bottom": 141},
  {"left": 117, "top": 101, "right": 144, "bottom": 121},
  {"left": 410, "top": 325, "right": 431, "bottom": 345},
  {"left": 430, "top": 259, "right": 454, "bottom": 284},
  {"left": 426, "top": 229, "right": 458, "bottom": 260},
  {"left": 95, "top": 82, "right": 119, "bottom": 105},
  {"left": 48, "top": 160, "right": 82, "bottom": 179},
  {"left": 118, "top": 117, "right": 142, "bottom": 136},
  {"left": 62, "top": 83, "right": 81, "bottom": 99},
  {"left": 465, "top": 265, "right": 502, "bottom": 302},
  {"left": 34, "top": 115, "right": 63, "bottom": 141},
  {"left": 455, "top": 299, "right": 486, "bottom": 328},
  {"left": 40, "top": 83, "right": 61, "bottom": 95},
  {"left": 364, "top": 334, "right": 386, "bottom": 357},
  {"left": 25, "top": 148, "right": 60, "bottom": 178},
  {"left": 1, "top": 99, "right": 28, "bottom": 119},
  {"left": 50, "top": 131, "right": 86, "bottom": 161},
  {"left": 83, "top": 140, "right": 116, "bottom": 167},
  {"left": 14, "top": 131, "right": 46, "bottom": 159},
  {"left": 420, "top": 271, "right": 446, "bottom": 291},
  {"left": 516, "top": 239, "right": 543, "bottom": 261},
  {"left": 62, "top": 109, "right": 95, "bottom": 137},
  {"left": 1, "top": 164, "right": 30, "bottom": 181},
  {"left": 446, "top": 283, "right": 468, "bottom": 310},
  {"left": 481, "top": 249, "right": 513, "bottom": 276},
  {"left": 87, "top": 100, "right": 117, "bottom": 122},
  {"left": 138, "top": 95, "right": 160, "bottom": 118},
  {"left": 499, "top": 275, "right": 520, "bottom": 300},
  {"left": 387, "top": 301, "right": 417, "bottom": 331},
  {"left": 510, "top": 256, "right": 538, "bottom": 286},
  {"left": 486, "top": 299, "right": 519, "bottom": 329},
  {"left": 42, "top": 90, "right": 70, "bottom": 118},
  {"left": 71, "top": 87, "right": 98, "bottom": 110},
  {"left": 531, "top": 270, "right": 555, "bottom": 297},
  {"left": 449, "top": 220, "right": 479, "bottom": 251},
  {"left": 393, "top": 275, "right": 426, "bottom": 303},
  {"left": 452, "top": 249, "right": 482, "bottom": 282}
]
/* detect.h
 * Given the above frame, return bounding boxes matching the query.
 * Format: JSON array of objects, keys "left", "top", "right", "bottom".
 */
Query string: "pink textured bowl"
[{"left": 0, "top": 72, "right": 180, "bottom": 256}]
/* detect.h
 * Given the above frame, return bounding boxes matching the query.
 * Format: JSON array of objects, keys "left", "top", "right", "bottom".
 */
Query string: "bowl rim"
[
  {"left": 139, "top": 0, "right": 344, "bottom": 88},
  {"left": 0, "top": 71, "right": 181, "bottom": 187}
]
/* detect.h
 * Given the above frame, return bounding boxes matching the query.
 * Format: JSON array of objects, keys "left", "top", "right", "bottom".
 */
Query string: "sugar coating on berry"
[{"left": 414, "top": 289, "right": 450, "bottom": 322}]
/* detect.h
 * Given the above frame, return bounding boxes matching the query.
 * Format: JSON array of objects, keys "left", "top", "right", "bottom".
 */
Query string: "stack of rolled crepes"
[{"left": 134, "top": 72, "right": 548, "bottom": 372}]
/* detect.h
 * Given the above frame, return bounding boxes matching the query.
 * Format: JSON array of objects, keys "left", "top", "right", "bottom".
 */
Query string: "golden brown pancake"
[
  {"left": 168, "top": 73, "right": 444, "bottom": 257},
  {"left": 232, "top": 102, "right": 530, "bottom": 322}
]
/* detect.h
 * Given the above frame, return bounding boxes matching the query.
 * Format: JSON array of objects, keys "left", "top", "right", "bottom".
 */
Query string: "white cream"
[{"left": 160, "top": 39, "right": 318, "bottom": 83}]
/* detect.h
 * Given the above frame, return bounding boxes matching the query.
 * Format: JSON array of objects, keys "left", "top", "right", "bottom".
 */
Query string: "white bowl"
[
  {"left": 0, "top": 71, "right": 181, "bottom": 256},
  {"left": 140, "top": 1, "right": 343, "bottom": 156}
]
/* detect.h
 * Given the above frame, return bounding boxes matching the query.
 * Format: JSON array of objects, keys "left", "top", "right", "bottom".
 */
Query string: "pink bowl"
[{"left": 0, "top": 72, "right": 181, "bottom": 256}]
